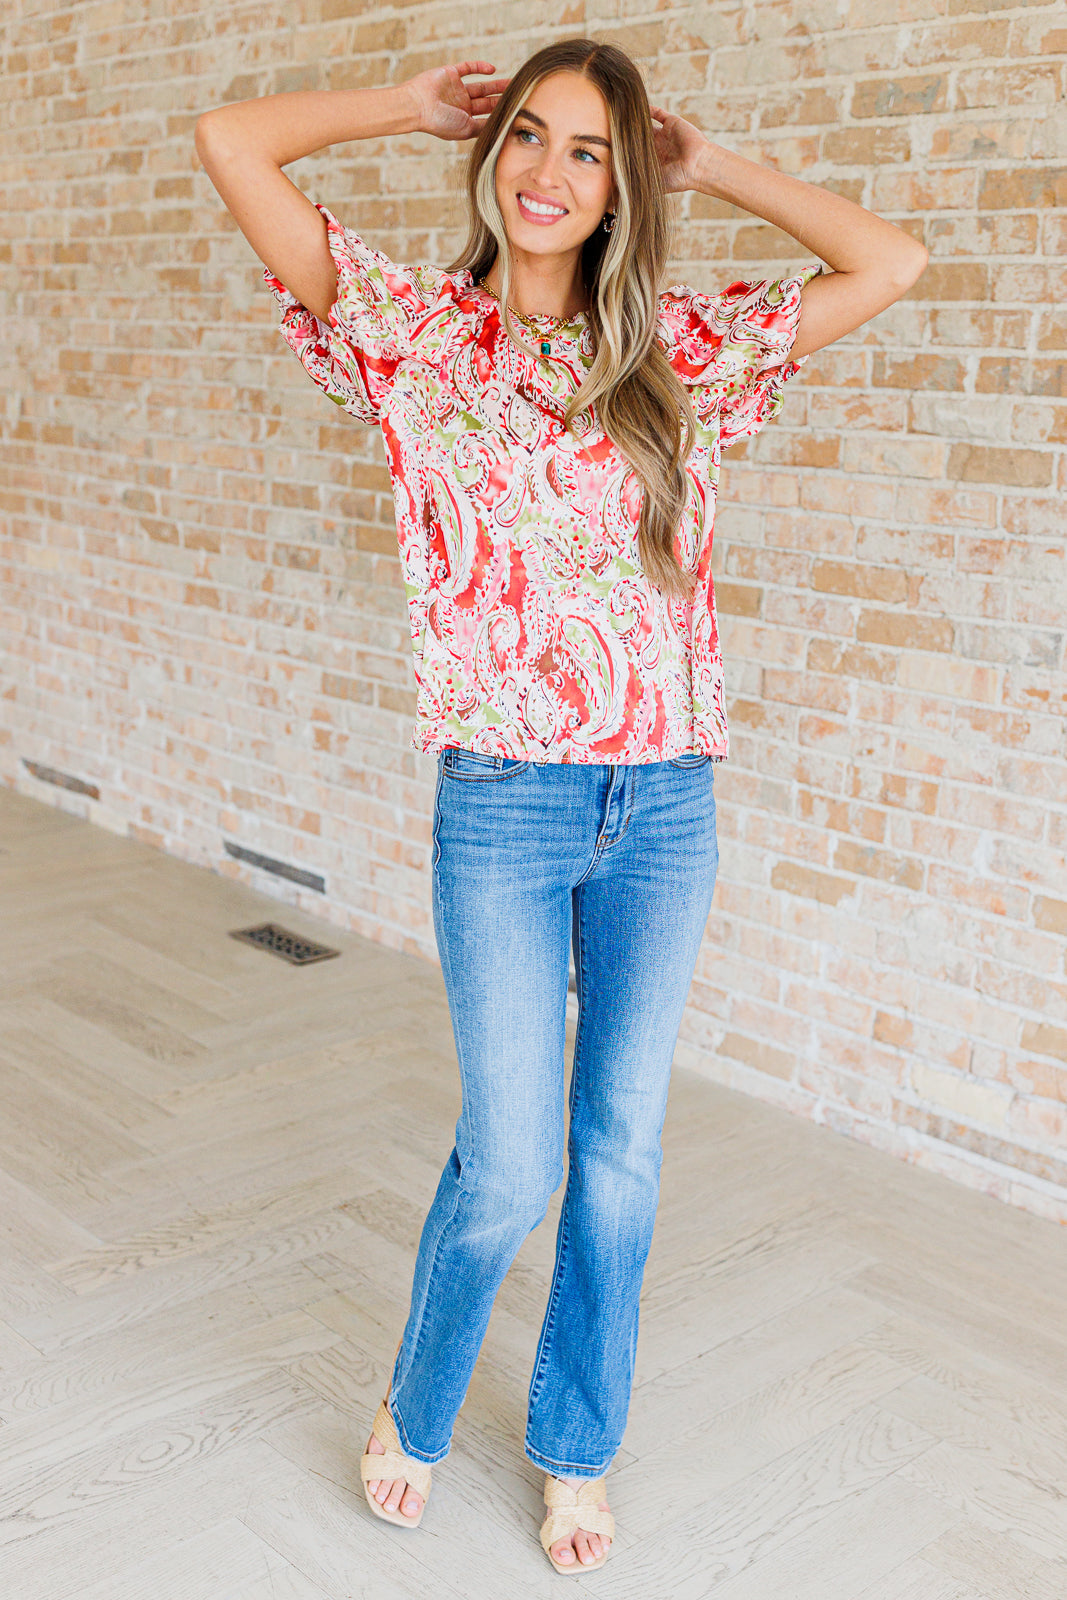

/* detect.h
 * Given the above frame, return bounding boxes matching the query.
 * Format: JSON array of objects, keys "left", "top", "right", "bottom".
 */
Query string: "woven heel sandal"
[
  {"left": 360, "top": 1341, "right": 433, "bottom": 1529},
  {"left": 360, "top": 1395, "right": 433, "bottom": 1528},
  {"left": 540, "top": 1474, "right": 616, "bottom": 1575}
]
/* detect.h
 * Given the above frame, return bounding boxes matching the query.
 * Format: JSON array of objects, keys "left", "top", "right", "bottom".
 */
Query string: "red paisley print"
[{"left": 264, "top": 203, "right": 821, "bottom": 765}]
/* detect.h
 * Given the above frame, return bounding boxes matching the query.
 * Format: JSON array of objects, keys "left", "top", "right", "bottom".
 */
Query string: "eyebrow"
[{"left": 513, "top": 107, "right": 612, "bottom": 150}]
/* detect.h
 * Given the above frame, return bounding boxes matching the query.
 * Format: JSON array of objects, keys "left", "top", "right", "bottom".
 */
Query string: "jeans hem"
[
  {"left": 386, "top": 1394, "right": 452, "bottom": 1466},
  {"left": 524, "top": 1440, "right": 614, "bottom": 1478}
]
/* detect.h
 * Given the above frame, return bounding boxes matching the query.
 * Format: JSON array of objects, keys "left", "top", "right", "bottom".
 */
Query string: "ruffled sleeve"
[
  {"left": 262, "top": 202, "right": 448, "bottom": 425},
  {"left": 659, "top": 261, "right": 824, "bottom": 449}
]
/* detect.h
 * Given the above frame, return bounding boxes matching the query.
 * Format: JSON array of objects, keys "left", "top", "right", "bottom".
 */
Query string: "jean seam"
[
  {"left": 390, "top": 1170, "right": 464, "bottom": 1463},
  {"left": 408, "top": 764, "right": 469, "bottom": 1464},
  {"left": 526, "top": 886, "right": 586, "bottom": 1443},
  {"left": 442, "top": 750, "right": 531, "bottom": 783},
  {"left": 388, "top": 1396, "right": 452, "bottom": 1465},
  {"left": 595, "top": 764, "right": 634, "bottom": 850},
  {"left": 431, "top": 754, "right": 444, "bottom": 874},
  {"left": 600, "top": 801, "right": 634, "bottom": 849},
  {"left": 527, "top": 1184, "right": 570, "bottom": 1416},
  {"left": 442, "top": 767, "right": 530, "bottom": 783}
]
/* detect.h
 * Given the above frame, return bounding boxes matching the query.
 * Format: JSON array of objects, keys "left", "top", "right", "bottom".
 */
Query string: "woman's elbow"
[
  {"left": 897, "top": 242, "right": 929, "bottom": 289},
  {"left": 194, "top": 110, "right": 232, "bottom": 162}
]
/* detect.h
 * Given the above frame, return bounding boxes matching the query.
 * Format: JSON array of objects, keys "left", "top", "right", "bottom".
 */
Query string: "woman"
[{"left": 195, "top": 37, "right": 926, "bottom": 1573}]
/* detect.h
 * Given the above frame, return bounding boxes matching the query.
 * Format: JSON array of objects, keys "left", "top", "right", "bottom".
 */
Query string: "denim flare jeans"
[{"left": 386, "top": 745, "right": 719, "bottom": 1480}]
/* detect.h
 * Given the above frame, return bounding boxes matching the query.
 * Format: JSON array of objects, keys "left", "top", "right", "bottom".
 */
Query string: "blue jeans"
[{"left": 387, "top": 746, "right": 719, "bottom": 1478}]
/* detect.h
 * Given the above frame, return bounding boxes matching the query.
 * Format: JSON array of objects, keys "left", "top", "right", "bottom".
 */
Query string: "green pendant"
[{"left": 540, "top": 339, "right": 551, "bottom": 357}]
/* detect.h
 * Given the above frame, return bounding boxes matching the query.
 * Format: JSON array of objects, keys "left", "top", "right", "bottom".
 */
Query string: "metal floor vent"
[{"left": 229, "top": 922, "right": 340, "bottom": 966}]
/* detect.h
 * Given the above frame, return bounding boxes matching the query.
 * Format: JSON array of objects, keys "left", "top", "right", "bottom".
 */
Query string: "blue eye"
[{"left": 512, "top": 127, "right": 599, "bottom": 163}]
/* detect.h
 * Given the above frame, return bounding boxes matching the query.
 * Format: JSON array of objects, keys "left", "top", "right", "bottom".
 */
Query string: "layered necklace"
[{"left": 477, "top": 279, "right": 585, "bottom": 359}]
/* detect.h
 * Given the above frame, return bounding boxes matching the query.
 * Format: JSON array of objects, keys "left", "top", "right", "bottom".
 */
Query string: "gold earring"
[{"left": 602, "top": 211, "right": 616, "bottom": 233}]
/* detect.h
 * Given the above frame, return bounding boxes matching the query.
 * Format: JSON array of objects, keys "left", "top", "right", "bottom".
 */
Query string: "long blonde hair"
[{"left": 448, "top": 38, "right": 698, "bottom": 602}]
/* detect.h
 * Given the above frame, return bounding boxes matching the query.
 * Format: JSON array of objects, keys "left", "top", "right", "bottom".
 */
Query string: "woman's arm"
[
  {"left": 194, "top": 64, "right": 507, "bottom": 323},
  {"left": 693, "top": 144, "right": 928, "bottom": 363},
  {"left": 194, "top": 85, "right": 419, "bottom": 323},
  {"left": 652, "top": 108, "right": 928, "bottom": 362}
]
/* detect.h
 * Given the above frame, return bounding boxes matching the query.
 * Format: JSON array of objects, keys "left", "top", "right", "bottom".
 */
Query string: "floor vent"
[
  {"left": 229, "top": 922, "right": 340, "bottom": 966},
  {"left": 223, "top": 839, "right": 325, "bottom": 894},
  {"left": 22, "top": 759, "right": 100, "bottom": 800}
]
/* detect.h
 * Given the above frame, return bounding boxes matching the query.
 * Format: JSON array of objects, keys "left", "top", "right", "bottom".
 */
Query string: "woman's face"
[{"left": 494, "top": 71, "right": 616, "bottom": 257}]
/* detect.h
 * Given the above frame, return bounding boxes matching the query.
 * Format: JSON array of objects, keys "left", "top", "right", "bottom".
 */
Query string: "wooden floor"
[{"left": 1, "top": 786, "right": 1066, "bottom": 1600}]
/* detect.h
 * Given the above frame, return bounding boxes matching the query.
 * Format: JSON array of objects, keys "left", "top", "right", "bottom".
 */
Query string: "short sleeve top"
[{"left": 263, "top": 202, "right": 821, "bottom": 765}]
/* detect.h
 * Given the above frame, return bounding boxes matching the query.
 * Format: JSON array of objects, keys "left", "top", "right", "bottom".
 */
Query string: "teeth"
[{"left": 521, "top": 194, "right": 567, "bottom": 217}]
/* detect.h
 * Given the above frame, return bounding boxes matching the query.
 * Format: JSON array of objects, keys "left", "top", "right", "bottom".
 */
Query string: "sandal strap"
[
  {"left": 540, "top": 1475, "right": 615, "bottom": 1549},
  {"left": 541, "top": 1506, "right": 616, "bottom": 1547},
  {"left": 360, "top": 1398, "right": 433, "bottom": 1500}
]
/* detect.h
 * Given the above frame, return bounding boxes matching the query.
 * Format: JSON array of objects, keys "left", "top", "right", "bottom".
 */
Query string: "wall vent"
[
  {"left": 22, "top": 759, "right": 100, "bottom": 800},
  {"left": 229, "top": 922, "right": 340, "bottom": 966},
  {"left": 223, "top": 839, "right": 325, "bottom": 894}
]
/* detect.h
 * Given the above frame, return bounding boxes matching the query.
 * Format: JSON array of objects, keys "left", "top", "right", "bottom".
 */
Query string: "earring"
[{"left": 602, "top": 211, "right": 616, "bottom": 233}]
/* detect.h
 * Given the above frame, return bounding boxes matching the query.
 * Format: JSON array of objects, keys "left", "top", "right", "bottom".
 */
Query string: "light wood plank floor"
[{"left": 1, "top": 786, "right": 1065, "bottom": 1600}]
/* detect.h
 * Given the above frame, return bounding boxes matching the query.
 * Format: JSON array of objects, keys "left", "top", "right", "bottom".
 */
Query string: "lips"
[{"left": 516, "top": 190, "right": 569, "bottom": 225}]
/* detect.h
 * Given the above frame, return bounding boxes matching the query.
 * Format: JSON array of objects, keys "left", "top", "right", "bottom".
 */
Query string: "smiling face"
[{"left": 493, "top": 71, "right": 616, "bottom": 258}]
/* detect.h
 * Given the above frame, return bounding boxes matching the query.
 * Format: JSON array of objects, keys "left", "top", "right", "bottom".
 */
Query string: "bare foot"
[
  {"left": 363, "top": 1428, "right": 424, "bottom": 1519},
  {"left": 548, "top": 1479, "right": 612, "bottom": 1568}
]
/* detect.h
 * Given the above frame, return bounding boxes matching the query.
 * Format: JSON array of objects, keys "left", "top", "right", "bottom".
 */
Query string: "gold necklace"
[{"left": 477, "top": 279, "right": 584, "bottom": 359}]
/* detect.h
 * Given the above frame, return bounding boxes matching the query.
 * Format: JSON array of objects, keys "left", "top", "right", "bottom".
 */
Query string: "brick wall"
[{"left": 2, "top": 2, "right": 1065, "bottom": 1223}]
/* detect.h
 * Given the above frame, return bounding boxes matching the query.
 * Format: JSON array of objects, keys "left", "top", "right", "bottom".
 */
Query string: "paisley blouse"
[{"left": 264, "top": 203, "right": 821, "bottom": 765}]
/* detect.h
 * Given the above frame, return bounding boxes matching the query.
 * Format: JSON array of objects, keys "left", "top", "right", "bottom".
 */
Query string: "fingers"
[
  {"left": 470, "top": 76, "right": 511, "bottom": 100},
  {"left": 463, "top": 113, "right": 499, "bottom": 135},
  {"left": 650, "top": 105, "right": 669, "bottom": 124},
  {"left": 453, "top": 60, "right": 498, "bottom": 78}
]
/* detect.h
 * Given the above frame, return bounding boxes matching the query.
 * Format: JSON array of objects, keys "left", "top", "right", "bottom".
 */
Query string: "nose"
[{"left": 529, "top": 146, "right": 566, "bottom": 191}]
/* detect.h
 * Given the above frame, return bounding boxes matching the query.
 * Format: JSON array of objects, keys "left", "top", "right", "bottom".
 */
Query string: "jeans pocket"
[
  {"left": 442, "top": 746, "right": 531, "bottom": 782},
  {"left": 667, "top": 751, "right": 711, "bottom": 769}
]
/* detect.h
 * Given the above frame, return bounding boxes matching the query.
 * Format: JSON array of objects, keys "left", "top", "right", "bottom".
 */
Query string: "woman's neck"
[{"left": 482, "top": 249, "right": 588, "bottom": 320}]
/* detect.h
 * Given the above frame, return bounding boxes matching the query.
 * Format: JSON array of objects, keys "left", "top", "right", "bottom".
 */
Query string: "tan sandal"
[
  {"left": 360, "top": 1396, "right": 433, "bottom": 1527},
  {"left": 360, "top": 1342, "right": 433, "bottom": 1529},
  {"left": 540, "top": 1473, "right": 615, "bottom": 1574}
]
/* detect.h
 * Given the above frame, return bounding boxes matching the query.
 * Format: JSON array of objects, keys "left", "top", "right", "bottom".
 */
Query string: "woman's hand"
[
  {"left": 650, "top": 105, "right": 719, "bottom": 194},
  {"left": 407, "top": 61, "right": 511, "bottom": 141}
]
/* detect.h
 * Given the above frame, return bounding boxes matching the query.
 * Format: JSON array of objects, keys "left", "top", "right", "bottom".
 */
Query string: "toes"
[
  {"left": 552, "top": 1529, "right": 610, "bottom": 1567},
  {"left": 365, "top": 1432, "right": 385, "bottom": 1494},
  {"left": 378, "top": 1478, "right": 422, "bottom": 1516},
  {"left": 364, "top": 1425, "right": 422, "bottom": 1521}
]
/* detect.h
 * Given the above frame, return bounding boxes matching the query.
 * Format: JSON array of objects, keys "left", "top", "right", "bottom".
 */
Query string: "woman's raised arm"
[
  {"left": 651, "top": 106, "right": 928, "bottom": 363},
  {"left": 194, "top": 64, "right": 508, "bottom": 322}
]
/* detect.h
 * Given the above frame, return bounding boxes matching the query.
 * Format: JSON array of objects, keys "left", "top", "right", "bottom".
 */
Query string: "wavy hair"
[{"left": 448, "top": 38, "right": 698, "bottom": 601}]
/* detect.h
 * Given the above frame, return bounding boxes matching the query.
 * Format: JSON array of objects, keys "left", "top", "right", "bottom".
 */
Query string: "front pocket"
[
  {"left": 442, "top": 747, "right": 531, "bottom": 782},
  {"left": 667, "top": 751, "right": 711, "bottom": 769}
]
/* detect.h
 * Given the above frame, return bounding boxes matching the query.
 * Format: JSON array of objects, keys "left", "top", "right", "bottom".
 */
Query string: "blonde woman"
[{"left": 195, "top": 37, "right": 926, "bottom": 1574}]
